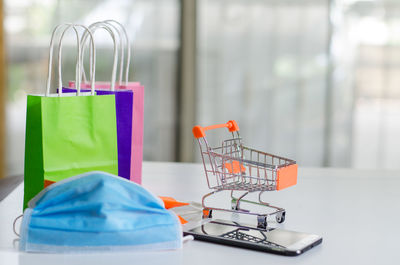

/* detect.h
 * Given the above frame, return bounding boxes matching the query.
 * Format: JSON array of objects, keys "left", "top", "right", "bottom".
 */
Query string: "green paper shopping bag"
[{"left": 23, "top": 24, "right": 118, "bottom": 209}]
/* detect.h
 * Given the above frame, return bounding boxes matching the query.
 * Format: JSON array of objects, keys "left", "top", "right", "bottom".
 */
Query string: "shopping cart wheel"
[
  {"left": 231, "top": 200, "right": 240, "bottom": 210},
  {"left": 276, "top": 211, "right": 286, "bottom": 223},
  {"left": 257, "top": 215, "right": 268, "bottom": 229},
  {"left": 202, "top": 209, "right": 213, "bottom": 219}
]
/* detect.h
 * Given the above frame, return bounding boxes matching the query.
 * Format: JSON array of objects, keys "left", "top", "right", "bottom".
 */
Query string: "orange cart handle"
[{"left": 193, "top": 120, "right": 239, "bottom": 138}]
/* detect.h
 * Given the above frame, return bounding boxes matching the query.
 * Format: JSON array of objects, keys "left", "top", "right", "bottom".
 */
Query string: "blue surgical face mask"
[{"left": 18, "top": 171, "right": 182, "bottom": 253}]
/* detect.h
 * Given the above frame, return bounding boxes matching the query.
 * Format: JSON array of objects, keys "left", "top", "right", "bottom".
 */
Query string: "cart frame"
[{"left": 193, "top": 120, "right": 298, "bottom": 228}]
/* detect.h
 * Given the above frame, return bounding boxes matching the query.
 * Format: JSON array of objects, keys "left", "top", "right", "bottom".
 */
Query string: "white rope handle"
[
  {"left": 46, "top": 24, "right": 77, "bottom": 96},
  {"left": 61, "top": 24, "right": 96, "bottom": 96},
  {"left": 103, "top": 20, "right": 131, "bottom": 85},
  {"left": 57, "top": 25, "right": 81, "bottom": 96},
  {"left": 103, "top": 21, "right": 125, "bottom": 85},
  {"left": 46, "top": 24, "right": 96, "bottom": 96},
  {"left": 82, "top": 22, "right": 122, "bottom": 87},
  {"left": 82, "top": 20, "right": 131, "bottom": 86},
  {"left": 80, "top": 23, "right": 118, "bottom": 91}
]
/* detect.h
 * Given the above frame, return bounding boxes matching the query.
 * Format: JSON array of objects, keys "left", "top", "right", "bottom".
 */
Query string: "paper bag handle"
[
  {"left": 80, "top": 23, "right": 118, "bottom": 91},
  {"left": 45, "top": 24, "right": 96, "bottom": 96},
  {"left": 59, "top": 25, "right": 96, "bottom": 96},
  {"left": 82, "top": 20, "right": 131, "bottom": 86},
  {"left": 103, "top": 20, "right": 131, "bottom": 85}
]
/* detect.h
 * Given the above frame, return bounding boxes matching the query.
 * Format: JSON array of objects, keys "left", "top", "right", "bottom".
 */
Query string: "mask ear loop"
[{"left": 13, "top": 214, "right": 23, "bottom": 237}]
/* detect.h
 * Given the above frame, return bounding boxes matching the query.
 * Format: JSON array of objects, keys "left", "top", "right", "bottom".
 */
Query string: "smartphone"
[{"left": 184, "top": 219, "right": 322, "bottom": 256}]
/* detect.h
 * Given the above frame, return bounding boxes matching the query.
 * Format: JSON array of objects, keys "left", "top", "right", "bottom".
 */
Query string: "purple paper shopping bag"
[{"left": 116, "top": 83, "right": 144, "bottom": 185}]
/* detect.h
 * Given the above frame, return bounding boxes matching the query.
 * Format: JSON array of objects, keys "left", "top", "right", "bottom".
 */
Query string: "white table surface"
[{"left": 1, "top": 162, "right": 400, "bottom": 265}]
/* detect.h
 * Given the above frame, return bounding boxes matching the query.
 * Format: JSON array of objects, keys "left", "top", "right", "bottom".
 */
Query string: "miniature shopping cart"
[{"left": 192, "top": 120, "right": 298, "bottom": 228}]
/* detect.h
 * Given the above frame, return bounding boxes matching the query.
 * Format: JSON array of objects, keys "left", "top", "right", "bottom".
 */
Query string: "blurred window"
[{"left": 4, "top": 0, "right": 400, "bottom": 176}]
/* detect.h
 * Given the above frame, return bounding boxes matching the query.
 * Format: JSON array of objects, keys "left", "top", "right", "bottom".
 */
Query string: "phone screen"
[{"left": 184, "top": 219, "right": 322, "bottom": 256}]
